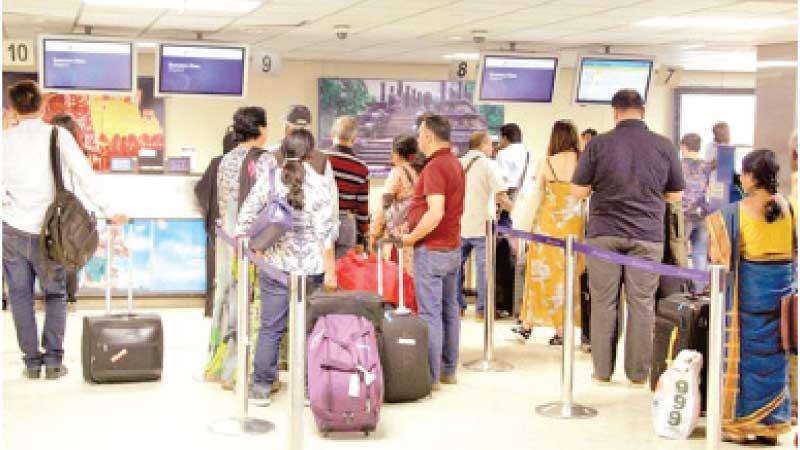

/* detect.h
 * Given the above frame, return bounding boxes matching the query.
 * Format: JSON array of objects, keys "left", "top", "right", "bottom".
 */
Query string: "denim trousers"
[
  {"left": 414, "top": 245, "right": 461, "bottom": 383},
  {"left": 253, "top": 270, "right": 322, "bottom": 386},
  {"left": 457, "top": 237, "right": 486, "bottom": 313},
  {"left": 686, "top": 219, "right": 709, "bottom": 294},
  {"left": 2, "top": 223, "right": 67, "bottom": 369}
]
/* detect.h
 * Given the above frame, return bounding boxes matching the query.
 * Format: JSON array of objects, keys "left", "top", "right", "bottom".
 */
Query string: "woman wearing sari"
[{"left": 707, "top": 149, "right": 795, "bottom": 445}]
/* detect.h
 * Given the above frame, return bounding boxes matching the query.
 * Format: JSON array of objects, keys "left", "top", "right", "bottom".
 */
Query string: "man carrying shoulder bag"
[{"left": 3, "top": 81, "right": 126, "bottom": 380}]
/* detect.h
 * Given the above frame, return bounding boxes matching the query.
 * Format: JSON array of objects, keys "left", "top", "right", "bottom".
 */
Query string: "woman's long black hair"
[
  {"left": 741, "top": 148, "right": 783, "bottom": 223},
  {"left": 281, "top": 129, "right": 314, "bottom": 210}
]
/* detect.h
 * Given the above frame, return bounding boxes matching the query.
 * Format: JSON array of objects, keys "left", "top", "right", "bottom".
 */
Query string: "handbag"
[
  {"left": 780, "top": 201, "right": 797, "bottom": 354},
  {"left": 246, "top": 167, "right": 293, "bottom": 252}
]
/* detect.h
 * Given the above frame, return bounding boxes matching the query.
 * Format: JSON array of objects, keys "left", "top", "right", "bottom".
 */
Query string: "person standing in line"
[
  {"left": 370, "top": 135, "right": 419, "bottom": 273},
  {"left": 707, "top": 149, "right": 793, "bottom": 445},
  {"left": 581, "top": 128, "right": 598, "bottom": 150},
  {"left": 457, "top": 131, "right": 513, "bottom": 319},
  {"left": 679, "top": 133, "right": 713, "bottom": 294},
  {"left": 325, "top": 116, "right": 370, "bottom": 258},
  {"left": 513, "top": 120, "right": 584, "bottom": 345},
  {"left": 237, "top": 129, "right": 336, "bottom": 403},
  {"left": 268, "top": 105, "right": 338, "bottom": 289},
  {"left": 495, "top": 123, "right": 532, "bottom": 227},
  {"left": 704, "top": 121, "right": 730, "bottom": 166},
  {"left": 571, "top": 89, "right": 684, "bottom": 386},
  {"left": 3, "top": 81, "right": 127, "bottom": 380},
  {"left": 402, "top": 114, "right": 465, "bottom": 390},
  {"left": 195, "top": 128, "right": 237, "bottom": 317},
  {"left": 50, "top": 113, "right": 89, "bottom": 309}
]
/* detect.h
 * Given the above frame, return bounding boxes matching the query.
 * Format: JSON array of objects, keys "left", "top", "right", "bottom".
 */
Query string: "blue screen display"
[
  {"left": 158, "top": 44, "right": 246, "bottom": 96},
  {"left": 42, "top": 39, "right": 133, "bottom": 92}
]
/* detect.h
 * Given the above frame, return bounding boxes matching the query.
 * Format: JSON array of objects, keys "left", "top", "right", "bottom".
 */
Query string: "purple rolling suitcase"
[{"left": 307, "top": 314, "right": 383, "bottom": 436}]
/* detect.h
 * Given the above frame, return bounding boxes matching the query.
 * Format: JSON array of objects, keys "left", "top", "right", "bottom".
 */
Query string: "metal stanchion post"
[
  {"left": 536, "top": 235, "right": 597, "bottom": 419},
  {"left": 465, "top": 220, "right": 513, "bottom": 372},
  {"left": 289, "top": 274, "right": 307, "bottom": 450},
  {"left": 209, "top": 237, "right": 274, "bottom": 435},
  {"left": 706, "top": 265, "right": 725, "bottom": 450}
]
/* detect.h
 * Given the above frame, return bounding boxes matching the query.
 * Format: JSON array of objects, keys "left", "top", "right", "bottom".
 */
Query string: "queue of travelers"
[{"left": 3, "top": 79, "right": 795, "bottom": 444}]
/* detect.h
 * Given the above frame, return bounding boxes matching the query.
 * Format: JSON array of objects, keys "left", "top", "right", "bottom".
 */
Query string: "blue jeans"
[
  {"left": 253, "top": 270, "right": 322, "bottom": 386},
  {"left": 457, "top": 237, "right": 486, "bottom": 314},
  {"left": 2, "top": 224, "right": 67, "bottom": 370},
  {"left": 414, "top": 246, "right": 461, "bottom": 383},
  {"left": 687, "top": 219, "right": 709, "bottom": 293}
]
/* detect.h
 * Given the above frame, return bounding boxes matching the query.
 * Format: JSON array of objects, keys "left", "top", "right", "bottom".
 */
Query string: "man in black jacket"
[{"left": 195, "top": 129, "right": 237, "bottom": 316}]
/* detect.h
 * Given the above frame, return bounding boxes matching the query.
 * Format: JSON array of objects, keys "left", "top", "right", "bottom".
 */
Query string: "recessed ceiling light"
[
  {"left": 443, "top": 52, "right": 479, "bottom": 61},
  {"left": 636, "top": 16, "right": 796, "bottom": 30},
  {"left": 82, "top": 0, "right": 262, "bottom": 13},
  {"left": 449, "top": 36, "right": 463, "bottom": 41},
  {"left": 756, "top": 60, "right": 798, "bottom": 69}
]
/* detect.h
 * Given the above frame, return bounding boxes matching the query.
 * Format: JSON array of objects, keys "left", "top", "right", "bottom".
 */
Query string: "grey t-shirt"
[{"left": 572, "top": 119, "right": 684, "bottom": 242}]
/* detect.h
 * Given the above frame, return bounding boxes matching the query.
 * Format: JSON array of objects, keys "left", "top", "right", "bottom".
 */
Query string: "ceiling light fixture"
[
  {"left": 443, "top": 53, "right": 480, "bottom": 61},
  {"left": 82, "top": 0, "right": 262, "bottom": 13},
  {"left": 636, "top": 16, "right": 796, "bottom": 30},
  {"left": 756, "top": 60, "right": 798, "bottom": 69}
]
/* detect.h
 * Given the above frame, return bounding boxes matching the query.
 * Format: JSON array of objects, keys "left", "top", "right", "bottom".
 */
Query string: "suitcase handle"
[
  {"left": 104, "top": 224, "right": 134, "bottom": 315},
  {"left": 375, "top": 238, "right": 409, "bottom": 315}
]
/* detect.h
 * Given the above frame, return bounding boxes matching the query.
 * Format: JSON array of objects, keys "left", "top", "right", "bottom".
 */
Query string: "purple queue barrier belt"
[
  {"left": 215, "top": 225, "right": 289, "bottom": 286},
  {"left": 497, "top": 225, "right": 709, "bottom": 283}
]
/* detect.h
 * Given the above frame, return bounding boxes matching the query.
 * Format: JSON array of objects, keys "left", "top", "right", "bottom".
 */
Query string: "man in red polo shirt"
[{"left": 402, "top": 113, "right": 465, "bottom": 390}]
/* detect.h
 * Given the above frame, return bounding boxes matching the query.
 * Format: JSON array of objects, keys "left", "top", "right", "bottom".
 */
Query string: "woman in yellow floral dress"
[{"left": 513, "top": 121, "right": 584, "bottom": 345}]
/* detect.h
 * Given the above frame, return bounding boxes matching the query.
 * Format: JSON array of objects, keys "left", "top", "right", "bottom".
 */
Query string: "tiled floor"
[{"left": 2, "top": 308, "right": 795, "bottom": 450}]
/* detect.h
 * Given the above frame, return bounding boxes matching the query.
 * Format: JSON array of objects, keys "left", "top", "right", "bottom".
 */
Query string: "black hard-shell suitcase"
[
  {"left": 306, "top": 290, "right": 384, "bottom": 336},
  {"left": 82, "top": 226, "right": 163, "bottom": 383},
  {"left": 377, "top": 240, "right": 431, "bottom": 403},
  {"left": 650, "top": 293, "right": 709, "bottom": 411}
]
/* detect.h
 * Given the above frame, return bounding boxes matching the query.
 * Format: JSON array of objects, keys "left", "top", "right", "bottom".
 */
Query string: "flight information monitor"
[
  {"left": 575, "top": 57, "right": 653, "bottom": 104},
  {"left": 478, "top": 55, "right": 558, "bottom": 103},
  {"left": 157, "top": 44, "right": 247, "bottom": 97},
  {"left": 40, "top": 38, "right": 135, "bottom": 94}
]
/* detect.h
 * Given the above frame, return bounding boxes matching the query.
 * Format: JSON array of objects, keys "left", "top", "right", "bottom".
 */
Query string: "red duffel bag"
[{"left": 336, "top": 250, "right": 417, "bottom": 313}]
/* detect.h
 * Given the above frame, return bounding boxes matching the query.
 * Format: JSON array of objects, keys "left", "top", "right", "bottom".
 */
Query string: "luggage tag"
[
  {"left": 398, "top": 338, "right": 416, "bottom": 346},
  {"left": 356, "top": 365, "right": 376, "bottom": 386},
  {"left": 348, "top": 373, "right": 360, "bottom": 398}
]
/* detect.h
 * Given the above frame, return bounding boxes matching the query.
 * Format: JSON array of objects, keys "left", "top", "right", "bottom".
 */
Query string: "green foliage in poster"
[{"left": 319, "top": 79, "right": 374, "bottom": 117}]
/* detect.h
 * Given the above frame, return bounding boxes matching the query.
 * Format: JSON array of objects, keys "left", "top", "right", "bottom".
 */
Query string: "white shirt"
[
  {"left": 459, "top": 150, "right": 506, "bottom": 238},
  {"left": 495, "top": 142, "right": 531, "bottom": 190},
  {"left": 3, "top": 118, "right": 112, "bottom": 234}
]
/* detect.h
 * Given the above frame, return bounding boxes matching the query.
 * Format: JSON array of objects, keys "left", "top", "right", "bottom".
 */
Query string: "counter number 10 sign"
[{"left": 5, "top": 40, "right": 35, "bottom": 67}]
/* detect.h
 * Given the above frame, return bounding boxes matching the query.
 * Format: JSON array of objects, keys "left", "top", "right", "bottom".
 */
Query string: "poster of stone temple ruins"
[{"left": 318, "top": 78, "right": 504, "bottom": 170}]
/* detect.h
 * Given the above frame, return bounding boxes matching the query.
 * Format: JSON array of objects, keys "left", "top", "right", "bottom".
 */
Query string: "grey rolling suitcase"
[
  {"left": 378, "top": 240, "right": 431, "bottom": 403},
  {"left": 81, "top": 225, "right": 163, "bottom": 383}
]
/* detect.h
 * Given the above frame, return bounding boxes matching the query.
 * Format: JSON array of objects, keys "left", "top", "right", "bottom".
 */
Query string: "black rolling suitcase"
[
  {"left": 650, "top": 293, "right": 709, "bottom": 411},
  {"left": 82, "top": 226, "right": 163, "bottom": 383},
  {"left": 306, "top": 290, "right": 384, "bottom": 336},
  {"left": 377, "top": 240, "right": 431, "bottom": 403}
]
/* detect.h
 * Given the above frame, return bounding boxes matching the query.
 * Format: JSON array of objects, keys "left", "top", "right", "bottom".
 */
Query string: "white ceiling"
[{"left": 3, "top": 0, "right": 798, "bottom": 71}]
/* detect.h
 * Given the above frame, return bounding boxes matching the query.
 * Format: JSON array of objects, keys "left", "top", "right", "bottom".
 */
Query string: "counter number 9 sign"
[{"left": 668, "top": 380, "right": 689, "bottom": 426}]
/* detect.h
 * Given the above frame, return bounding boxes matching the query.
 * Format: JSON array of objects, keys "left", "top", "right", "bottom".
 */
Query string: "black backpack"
[{"left": 39, "top": 127, "right": 99, "bottom": 272}]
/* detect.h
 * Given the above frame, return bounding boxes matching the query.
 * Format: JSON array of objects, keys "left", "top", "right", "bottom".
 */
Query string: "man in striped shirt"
[{"left": 326, "top": 116, "right": 370, "bottom": 258}]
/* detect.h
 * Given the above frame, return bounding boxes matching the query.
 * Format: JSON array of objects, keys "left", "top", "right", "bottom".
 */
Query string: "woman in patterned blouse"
[{"left": 236, "top": 128, "right": 337, "bottom": 404}]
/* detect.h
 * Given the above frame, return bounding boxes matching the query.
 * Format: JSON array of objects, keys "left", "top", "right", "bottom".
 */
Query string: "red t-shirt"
[{"left": 407, "top": 148, "right": 465, "bottom": 250}]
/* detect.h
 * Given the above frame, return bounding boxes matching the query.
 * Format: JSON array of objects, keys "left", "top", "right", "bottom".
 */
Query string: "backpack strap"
[
  {"left": 401, "top": 165, "right": 415, "bottom": 187},
  {"left": 50, "top": 127, "right": 65, "bottom": 193},
  {"left": 464, "top": 155, "right": 482, "bottom": 176}
]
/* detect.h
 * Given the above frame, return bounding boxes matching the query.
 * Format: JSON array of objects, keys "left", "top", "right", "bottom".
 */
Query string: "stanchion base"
[
  {"left": 208, "top": 417, "right": 275, "bottom": 435},
  {"left": 463, "top": 358, "right": 514, "bottom": 372},
  {"left": 535, "top": 402, "right": 597, "bottom": 419}
]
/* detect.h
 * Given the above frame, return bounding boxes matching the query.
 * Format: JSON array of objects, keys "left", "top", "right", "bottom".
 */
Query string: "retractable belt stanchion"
[
  {"left": 377, "top": 237, "right": 411, "bottom": 315},
  {"left": 465, "top": 220, "right": 513, "bottom": 372},
  {"left": 536, "top": 235, "right": 597, "bottom": 419},
  {"left": 706, "top": 265, "right": 726, "bottom": 450},
  {"left": 209, "top": 237, "right": 274, "bottom": 435},
  {"left": 289, "top": 274, "right": 307, "bottom": 450}
]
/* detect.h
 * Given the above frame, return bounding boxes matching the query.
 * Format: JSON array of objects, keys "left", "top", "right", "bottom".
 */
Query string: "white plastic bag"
[{"left": 652, "top": 349, "right": 703, "bottom": 439}]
